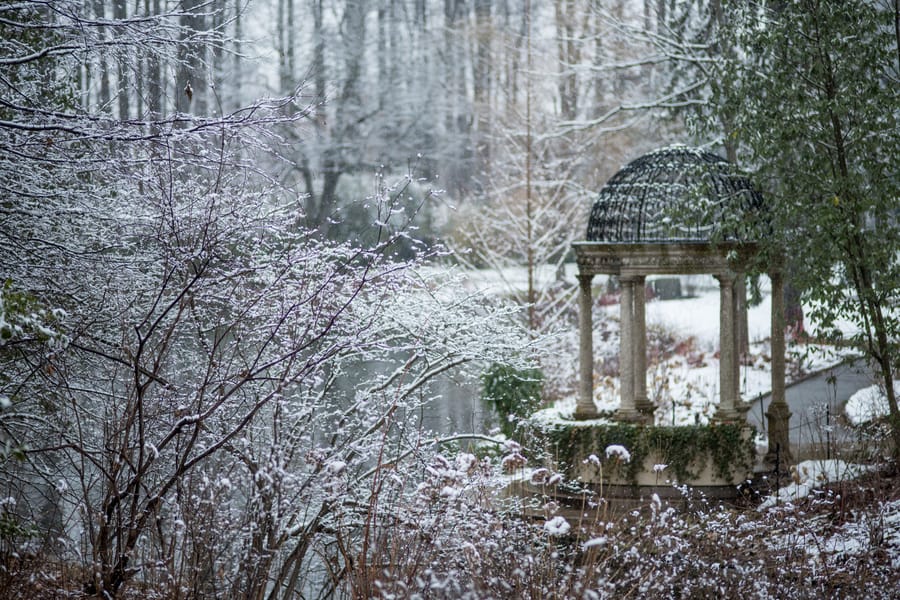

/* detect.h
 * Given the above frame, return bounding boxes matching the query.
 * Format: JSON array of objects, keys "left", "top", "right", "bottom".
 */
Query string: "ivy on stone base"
[{"left": 530, "top": 421, "right": 755, "bottom": 486}]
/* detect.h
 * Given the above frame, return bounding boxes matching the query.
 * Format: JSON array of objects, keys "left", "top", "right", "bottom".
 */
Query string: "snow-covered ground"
[
  {"left": 641, "top": 278, "right": 770, "bottom": 349},
  {"left": 846, "top": 383, "right": 900, "bottom": 425},
  {"left": 759, "top": 459, "right": 878, "bottom": 509},
  {"left": 756, "top": 459, "right": 900, "bottom": 575}
]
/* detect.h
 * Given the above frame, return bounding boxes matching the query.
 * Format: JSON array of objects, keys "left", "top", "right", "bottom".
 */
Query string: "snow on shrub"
[
  {"left": 543, "top": 515, "right": 571, "bottom": 536},
  {"left": 605, "top": 444, "right": 631, "bottom": 463}
]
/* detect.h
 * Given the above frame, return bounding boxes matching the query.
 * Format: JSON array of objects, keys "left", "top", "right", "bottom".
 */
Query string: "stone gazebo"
[{"left": 572, "top": 146, "right": 790, "bottom": 466}]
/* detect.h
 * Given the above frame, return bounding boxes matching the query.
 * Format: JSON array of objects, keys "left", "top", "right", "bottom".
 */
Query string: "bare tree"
[{"left": 0, "top": 4, "right": 541, "bottom": 597}]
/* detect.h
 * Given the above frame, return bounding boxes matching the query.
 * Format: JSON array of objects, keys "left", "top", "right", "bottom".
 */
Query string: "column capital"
[
  {"left": 769, "top": 251, "right": 786, "bottom": 273},
  {"left": 714, "top": 272, "right": 737, "bottom": 285}
]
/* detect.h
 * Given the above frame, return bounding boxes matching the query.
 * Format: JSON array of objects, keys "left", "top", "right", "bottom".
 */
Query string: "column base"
[
  {"left": 764, "top": 401, "right": 793, "bottom": 466},
  {"left": 615, "top": 408, "right": 651, "bottom": 424},
  {"left": 574, "top": 403, "right": 599, "bottom": 420},
  {"left": 634, "top": 396, "right": 655, "bottom": 416},
  {"left": 713, "top": 402, "right": 750, "bottom": 423}
]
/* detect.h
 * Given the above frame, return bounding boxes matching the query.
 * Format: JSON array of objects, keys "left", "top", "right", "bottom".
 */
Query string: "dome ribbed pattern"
[{"left": 586, "top": 145, "right": 764, "bottom": 243}]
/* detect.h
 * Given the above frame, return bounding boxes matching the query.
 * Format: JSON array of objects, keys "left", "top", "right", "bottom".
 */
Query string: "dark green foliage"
[
  {"left": 0, "top": 280, "right": 64, "bottom": 345},
  {"left": 0, "top": 509, "right": 38, "bottom": 552},
  {"left": 0, "top": 280, "right": 65, "bottom": 461},
  {"left": 709, "top": 0, "right": 900, "bottom": 452},
  {"left": 481, "top": 364, "right": 544, "bottom": 438}
]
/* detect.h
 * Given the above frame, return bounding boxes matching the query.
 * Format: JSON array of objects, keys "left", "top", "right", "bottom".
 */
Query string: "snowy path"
[{"left": 747, "top": 358, "right": 877, "bottom": 459}]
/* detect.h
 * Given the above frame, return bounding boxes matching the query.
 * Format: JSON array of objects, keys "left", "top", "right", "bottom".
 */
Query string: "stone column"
[
  {"left": 732, "top": 272, "right": 743, "bottom": 405},
  {"left": 617, "top": 277, "right": 642, "bottom": 422},
  {"left": 632, "top": 275, "right": 653, "bottom": 416},
  {"left": 575, "top": 273, "right": 598, "bottom": 419},
  {"left": 715, "top": 273, "right": 740, "bottom": 420},
  {"left": 736, "top": 276, "right": 749, "bottom": 357},
  {"left": 766, "top": 268, "right": 793, "bottom": 466}
]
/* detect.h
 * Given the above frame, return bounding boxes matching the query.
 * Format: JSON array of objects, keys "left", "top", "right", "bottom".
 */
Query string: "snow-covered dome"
[{"left": 586, "top": 145, "right": 764, "bottom": 243}]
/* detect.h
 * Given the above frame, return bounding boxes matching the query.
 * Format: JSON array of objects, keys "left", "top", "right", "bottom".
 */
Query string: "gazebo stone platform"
[{"left": 520, "top": 418, "right": 758, "bottom": 511}]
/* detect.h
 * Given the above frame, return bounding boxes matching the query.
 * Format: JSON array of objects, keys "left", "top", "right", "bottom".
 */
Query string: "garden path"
[{"left": 747, "top": 357, "right": 877, "bottom": 459}]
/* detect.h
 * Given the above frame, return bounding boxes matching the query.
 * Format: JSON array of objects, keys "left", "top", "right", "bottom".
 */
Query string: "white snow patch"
[
  {"left": 544, "top": 515, "right": 571, "bottom": 536},
  {"left": 455, "top": 452, "right": 477, "bottom": 474},
  {"left": 144, "top": 443, "right": 159, "bottom": 459},
  {"left": 760, "top": 459, "right": 877, "bottom": 509},
  {"left": 583, "top": 536, "right": 608, "bottom": 549},
  {"left": 583, "top": 454, "right": 601, "bottom": 467},
  {"left": 605, "top": 444, "right": 631, "bottom": 463},
  {"left": 845, "top": 382, "right": 900, "bottom": 425},
  {"left": 439, "top": 486, "right": 459, "bottom": 499},
  {"left": 754, "top": 432, "right": 769, "bottom": 457},
  {"left": 326, "top": 460, "right": 347, "bottom": 475}
]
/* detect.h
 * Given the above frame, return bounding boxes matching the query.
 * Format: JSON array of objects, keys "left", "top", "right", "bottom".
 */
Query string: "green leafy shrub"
[
  {"left": 0, "top": 507, "right": 38, "bottom": 566},
  {"left": 481, "top": 364, "right": 543, "bottom": 438}
]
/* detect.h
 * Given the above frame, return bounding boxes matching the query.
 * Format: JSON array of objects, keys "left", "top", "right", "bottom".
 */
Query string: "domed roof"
[{"left": 586, "top": 145, "right": 765, "bottom": 243}]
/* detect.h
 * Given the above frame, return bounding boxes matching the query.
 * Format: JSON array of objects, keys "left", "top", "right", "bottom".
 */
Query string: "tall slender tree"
[{"left": 714, "top": 0, "right": 900, "bottom": 450}]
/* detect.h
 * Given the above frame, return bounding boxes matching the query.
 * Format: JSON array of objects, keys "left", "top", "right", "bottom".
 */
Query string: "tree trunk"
[
  {"left": 114, "top": 0, "right": 129, "bottom": 120},
  {"left": 312, "top": 0, "right": 325, "bottom": 104},
  {"left": 232, "top": 0, "right": 242, "bottom": 108},
  {"left": 176, "top": 0, "right": 206, "bottom": 116},
  {"left": 93, "top": 0, "right": 111, "bottom": 112},
  {"left": 147, "top": 0, "right": 163, "bottom": 119},
  {"left": 474, "top": 0, "right": 492, "bottom": 176},
  {"left": 783, "top": 278, "right": 805, "bottom": 340},
  {"left": 277, "top": 0, "right": 296, "bottom": 95},
  {"left": 555, "top": 0, "right": 578, "bottom": 120}
]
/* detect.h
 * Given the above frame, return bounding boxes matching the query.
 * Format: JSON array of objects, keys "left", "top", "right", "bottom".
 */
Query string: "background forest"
[{"left": 1, "top": 1, "right": 898, "bottom": 598}]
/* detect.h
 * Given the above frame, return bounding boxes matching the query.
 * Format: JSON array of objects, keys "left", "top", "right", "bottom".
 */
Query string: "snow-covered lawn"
[
  {"left": 846, "top": 383, "right": 900, "bottom": 425},
  {"left": 759, "top": 459, "right": 878, "bottom": 509}
]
